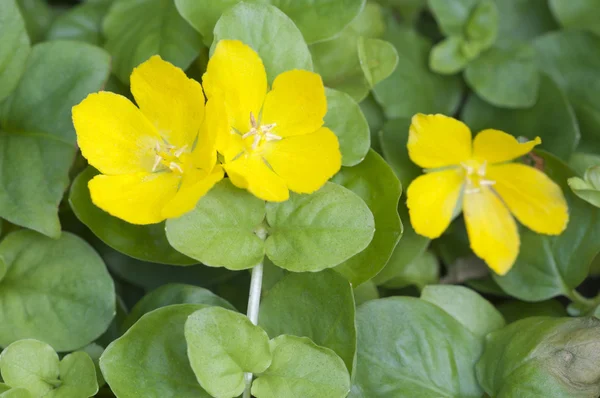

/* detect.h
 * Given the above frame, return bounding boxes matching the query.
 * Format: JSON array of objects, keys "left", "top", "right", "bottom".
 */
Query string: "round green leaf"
[
  {"left": 176, "top": 0, "right": 364, "bottom": 46},
  {"left": 429, "top": 36, "right": 470, "bottom": 75},
  {"left": 495, "top": 0, "right": 558, "bottom": 41},
  {"left": 103, "top": 0, "right": 202, "bottom": 84},
  {"left": 15, "top": 0, "right": 52, "bottom": 43},
  {"left": 494, "top": 152, "right": 600, "bottom": 301},
  {"left": 357, "top": 37, "right": 399, "bottom": 87},
  {"left": 46, "top": 1, "right": 111, "bottom": 45},
  {"left": 378, "top": 249, "right": 439, "bottom": 289},
  {"left": 549, "top": 0, "right": 600, "bottom": 37},
  {"left": 0, "top": 231, "right": 115, "bottom": 351},
  {"left": 166, "top": 179, "right": 266, "bottom": 270},
  {"left": 265, "top": 182, "right": 375, "bottom": 272},
  {"left": 0, "top": 388, "right": 32, "bottom": 398},
  {"left": 534, "top": 31, "right": 600, "bottom": 153},
  {"left": 324, "top": 88, "right": 370, "bottom": 167},
  {"left": 352, "top": 297, "right": 483, "bottom": 397},
  {"left": 332, "top": 150, "right": 402, "bottom": 285},
  {"left": 359, "top": 95, "right": 386, "bottom": 152},
  {"left": 464, "top": 41, "right": 540, "bottom": 108},
  {"left": 81, "top": 344, "right": 105, "bottom": 388},
  {"left": 122, "top": 283, "right": 235, "bottom": 331},
  {"left": 310, "top": 3, "right": 385, "bottom": 102},
  {"left": 252, "top": 335, "right": 351, "bottom": 398},
  {"left": 462, "top": 74, "right": 580, "bottom": 160},
  {"left": 212, "top": 2, "right": 312, "bottom": 83},
  {"left": 378, "top": 118, "right": 422, "bottom": 188},
  {"left": 421, "top": 285, "right": 505, "bottom": 338},
  {"left": 427, "top": 0, "right": 478, "bottom": 36},
  {"left": 70, "top": 167, "right": 194, "bottom": 265},
  {"left": 100, "top": 304, "right": 211, "bottom": 397},
  {"left": 0, "top": 339, "right": 60, "bottom": 397},
  {"left": 477, "top": 317, "right": 600, "bottom": 397},
  {"left": 259, "top": 270, "right": 356, "bottom": 373},
  {"left": 185, "top": 307, "right": 272, "bottom": 398},
  {"left": 372, "top": 21, "right": 462, "bottom": 118},
  {"left": 49, "top": 352, "right": 98, "bottom": 398},
  {"left": 465, "top": 0, "right": 498, "bottom": 51},
  {"left": 0, "top": 0, "right": 30, "bottom": 101}
]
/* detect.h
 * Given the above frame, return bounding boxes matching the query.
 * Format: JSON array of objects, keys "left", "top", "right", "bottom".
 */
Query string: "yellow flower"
[
  {"left": 202, "top": 40, "right": 342, "bottom": 202},
  {"left": 72, "top": 56, "right": 225, "bottom": 225},
  {"left": 406, "top": 114, "right": 569, "bottom": 275}
]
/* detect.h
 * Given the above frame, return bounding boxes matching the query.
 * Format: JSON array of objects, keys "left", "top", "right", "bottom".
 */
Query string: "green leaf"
[
  {"left": 429, "top": 36, "right": 470, "bottom": 75},
  {"left": 81, "top": 344, "right": 105, "bottom": 388},
  {"left": 378, "top": 118, "right": 422, "bottom": 188},
  {"left": 351, "top": 297, "right": 483, "bottom": 397},
  {"left": 176, "top": 0, "right": 364, "bottom": 45},
  {"left": 549, "top": 0, "right": 600, "bottom": 37},
  {"left": 310, "top": 3, "right": 385, "bottom": 102},
  {"left": 46, "top": 1, "right": 112, "bottom": 45},
  {"left": 378, "top": 249, "right": 439, "bottom": 289},
  {"left": 462, "top": 74, "right": 580, "bottom": 160},
  {"left": 185, "top": 307, "right": 272, "bottom": 398},
  {"left": 0, "top": 388, "right": 32, "bottom": 398},
  {"left": 0, "top": 132, "right": 74, "bottom": 238},
  {"left": 427, "top": 0, "right": 478, "bottom": 36},
  {"left": 353, "top": 280, "right": 379, "bottom": 306},
  {"left": 324, "top": 88, "right": 370, "bottom": 167},
  {"left": 494, "top": 152, "right": 600, "bottom": 301},
  {"left": 497, "top": 300, "right": 567, "bottom": 324},
  {"left": 265, "top": 182, "right": 375, "bottom": 272},
  {"left": 477, "top": 317, "right": 600, "bottom": 397},
  {"left": 359, "top": 95, "right": 386, "bottom": 153},
  {"left": 103, "top": 0, "right": 202, "bottom": 84},
  {"left": 0, "top": 231, "right": 115, "bottom": 351},
  {"left": 421, "top": 285, "right": 505, "bottom": 338},
  {"left": 15, "top": 0, "right": 52, "bottom": 43},
  {"left": 0, "top": 339, "right": 60, "bottom": 397},
  {"left": 0, "top": 0, "right": 30, "bottom": 102},
  {"left": 332, "top": 150, "right": 402, "bottom": 285},
  {"left": 1, "top": 41, "right": 110, "bottom": 145},
  {"left": 212, "top": 2, "right": 312, "bottom": 83},
  {"left": 252, "top": 335, "right": 351, "bottom": 398},
  {"left": 100, "top": 304, "right": 211, "bottom": 397},
  {"left": 465, "top": 0, "right": 498, "bottom": 51},
  {"left": 357, "top": 37, "right": 399, "bottom": 87},
  {"left": 70, "top": 167, "right": 194, "bottom": 265},
  {"left": 464, "top": 41, "right": 540, "bottom": 108},
  {"left": 50, "top": 352, "right": 99, "bottom": 398},
  {"left": 373, "top": 21, "right": 462, "bottom": 118},
  {"left": 534, "top": 31, "right": 600, "bottom": 153},
  {"left": 166, "top": 179, "right": 266, "bottom": 270},
  {"left": 259, "top": 270, "right": 356, "bottom": 373},
  {"left": 495, "top": 0, "right": 558, "bottom": 41},
  {"left": 569, "top": 166, "right": 600, "bottom": 208},
  {"left": 122, "top": 283, "right": 235, "bottom": 331},
  {"left": 570, "top": 152, "right": 600, "bottom": 176}
]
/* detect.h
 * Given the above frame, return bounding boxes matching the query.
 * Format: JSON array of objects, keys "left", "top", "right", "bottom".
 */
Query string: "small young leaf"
[
  {"left": 252, "top": 335, "right": 351, "bottom": 398},
  {"left": 185, "top": 307, "right": 272, "bottom": 398},
  {"left": 357, "top": 37, "right": 399, "bottom": 87}
]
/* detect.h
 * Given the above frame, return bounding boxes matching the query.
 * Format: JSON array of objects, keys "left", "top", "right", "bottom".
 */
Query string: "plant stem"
[{"left": 243, "top": 261, "right": 264, "bottom": 398}]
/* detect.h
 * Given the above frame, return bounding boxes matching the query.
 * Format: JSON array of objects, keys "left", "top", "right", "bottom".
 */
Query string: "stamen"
[
  {"left": 174, "top": 145, "right": 188, "bottom": 158},
  {"left": 250, "top": 112, "right": 258, "bottom": 128},
  {"left": 152, "top": 155, "right": 162, "bottom": 172},
  {"left": 465, "top": 187, "right": 481, "bottom": 194},
  {"left": 478, "top": 161, "right": 488, "bottom": 177},
  {"left": 480, "top": 179, "right": 496, "bottom": 186},
  {"left": 242, "top": 128, "right": 257, "bottom": 139},
  {"left": 169, "top": 162, "right": 183, "bottom": 173},
  {"left": 262, "top": 123, "right": 276, "bottom": 131},
  {"left": 460, "top": 162, "right": 474, "bottom": 174},
  {"left": 251, "top": 134, "right": 261, "bottom": 150},
  {"left": 265, "top": 132, "right": 282, "bottom": 141}
]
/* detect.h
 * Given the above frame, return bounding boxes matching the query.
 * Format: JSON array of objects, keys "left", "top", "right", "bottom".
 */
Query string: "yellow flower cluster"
[
  {"left": 406, "top": 114, "right": 569, "bottom": 275},
  {"left": 72, "top": 40, "right": 341, "bottom": 225}
]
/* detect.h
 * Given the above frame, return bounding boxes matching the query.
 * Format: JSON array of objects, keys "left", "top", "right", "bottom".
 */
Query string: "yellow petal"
[
  {"left": 203, "top": 40, "right": 267, "bottom": 134},
  {"left": 261, "top": 70, "right": 327, "bottom": 138},
  {"left": 408, "top": 113, "right": 472, "bottom": 169},
  {"left": 162, "top": 166, "right": 225, "bottom": 219},
  {"left": 192, "top": 97, "right": 226, "bottom": 172},
  {"left": 262, "top": 127, "right": 341, "bottom": 194},
  {"left": 406, "top": 169, "right": 464, "bottom": 239},
  {"left": 73, "top": 92, "right": 160, "bottom": 175},
  {"left": 463, "top": 187, "right": 519, "bottom": 275},
  {"left": 487, "top": 163, "right": 568, "bottom": 235},
  {"left": 130, "top": 55, "right": 205, "bottom": 148},
  {"left": 473, "top": 129, "right": 541, "bottom": 164},
  {"left": 89, "top": 172, "right": 180, "bottom": 225},
  {"left": 224, "top": 155, "right": 289, "bottom": 202}
]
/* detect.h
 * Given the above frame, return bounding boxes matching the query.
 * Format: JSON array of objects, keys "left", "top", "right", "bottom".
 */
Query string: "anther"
[
  {"left": 152, "top": 155, "right": 162, "bottom": 172},
  {"left": 169, "top": 162, "right": 183, "bottom": 173},
  {"left": 250, "top": 112, "right": 258, "bottom": 128},
  {"left": 265, "top": 132, "right": 282, "bottom": 141},
  {"left": 174, "top": 145, "right": 188, "bottom": 158},
  {"left": 242, "top": 128, "right": 257, "bottom": 139}
]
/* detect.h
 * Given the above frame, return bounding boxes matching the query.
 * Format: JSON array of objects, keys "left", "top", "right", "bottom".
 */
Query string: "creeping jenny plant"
[{"left": 406, "top": 114, "right": 569, "bottom": 275}]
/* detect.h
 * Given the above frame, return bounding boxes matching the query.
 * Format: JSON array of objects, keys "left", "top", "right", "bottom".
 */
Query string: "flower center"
[
  {"left": 461, "top": 160, "right": 496, "bottom": 194},
  {"left": 152, "top": 142, "right": 188, "bottom": 174},
  {"left": 240, "top": 112, "right": 281, "bottom": 151}
]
